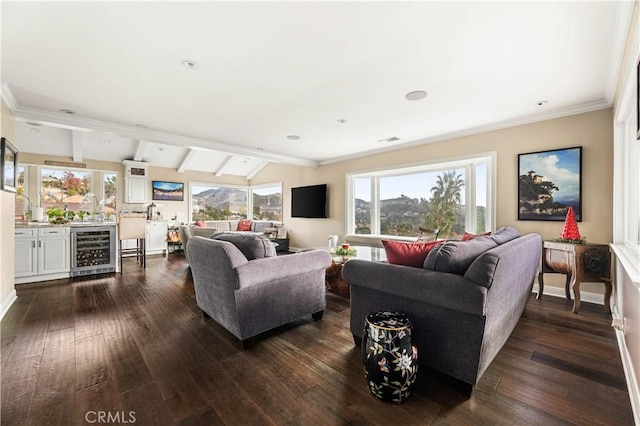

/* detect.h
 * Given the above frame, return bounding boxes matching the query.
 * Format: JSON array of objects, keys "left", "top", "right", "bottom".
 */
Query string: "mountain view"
[{"left": 192, "top": 187, "right": 282, "bottom": 221}]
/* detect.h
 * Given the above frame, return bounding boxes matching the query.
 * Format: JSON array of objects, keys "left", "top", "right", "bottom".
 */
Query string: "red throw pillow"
[
  {"left": 237, "top": 219, "right": 252, "bottom": 231},
  {"left": 461, "top": 231, "right": 491, "bottom": 241},
  {"left": 194, "top": 220, "right": 206, "bottom": 228},
  {"left": 382, "top": 240, "right": 445, "bottom": 267}
]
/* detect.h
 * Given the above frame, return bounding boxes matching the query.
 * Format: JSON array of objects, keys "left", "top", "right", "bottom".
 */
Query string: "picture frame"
[
  {"left": 1, "top": 137, "right": 18, "bottom": 193},
  {"left": 276, "top": 227, "right": 288, "bottom": 239},
  {"left": 152, "top": 180, "right": 184, "bottom": 201},
  {"left": 518, "top": 146, "right": 582, "bottom": 221}
]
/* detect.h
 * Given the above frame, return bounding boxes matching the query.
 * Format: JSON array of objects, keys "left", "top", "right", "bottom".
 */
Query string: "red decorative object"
[{"left": 560, "top": 206, "right": 581, "bottom": 240}]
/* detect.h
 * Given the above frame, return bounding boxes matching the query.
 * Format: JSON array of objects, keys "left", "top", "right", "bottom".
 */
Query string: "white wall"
[{"left": 1, "top": 99, "right": 17, "bottom": 318}]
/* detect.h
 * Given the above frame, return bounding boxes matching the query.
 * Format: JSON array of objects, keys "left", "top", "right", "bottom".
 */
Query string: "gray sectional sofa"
[
  {"left": 179, "top": 220, "right": 279, "bottom": 260},
  {"left": 342, "top": 227, "right": 542, "bottom": 390}
]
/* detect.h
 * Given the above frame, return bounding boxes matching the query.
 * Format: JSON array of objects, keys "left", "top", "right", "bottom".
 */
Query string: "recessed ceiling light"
[
  {"left": 59, "top": 109, "right": 75, "bottom": 114},
  {"left": 30, "top": 128, "right": 40, "bottom": 134},
  {"left": 182, "top": 60, "right": 200, "bottom": 70},
  {"left": 378, "top": 137, "right": 400, "bottom": 143},
  {"left": 535, "top": 100, "right": 549, "bottom": 106},
  {"left": 405, "top": 90, "right": 427, "bottom": 101},
  {"left": 287, "top": 135, "right": 301, "bottom": 140},
  {"left": 337, "top": 119, "right": 347, "bottom": 124},
  {"left": 136, "top": 124, "right": 147, "bottom": 129}
]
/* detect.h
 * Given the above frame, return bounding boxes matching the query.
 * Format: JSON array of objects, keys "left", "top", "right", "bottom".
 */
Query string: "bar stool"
[{"left": 117, "top": 213, "right": 147, "bottom": 271}]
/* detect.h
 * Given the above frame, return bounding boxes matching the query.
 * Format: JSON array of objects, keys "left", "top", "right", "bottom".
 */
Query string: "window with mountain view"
[
  {"left": 252, "top": 184, "right": 282, "bottom": 221},
  {"left": 347, "top": 154, "right": 494, "bottom": 239},
  {"left": 190, "top": 182, "right": 282, "bottom": 222},
  {"left": 191, "top": 183, "right": 248, "bottom": 221}
]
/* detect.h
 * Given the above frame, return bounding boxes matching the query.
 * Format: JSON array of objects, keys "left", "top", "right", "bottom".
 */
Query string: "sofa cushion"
[
  {"left": 204, "top": 221, "right": 231, "bottom": 232},
  {"left": 252, "top": 221, "right": 274, "bottom": 233},
  {"left": 237, "top": 219, "right": 252, "bottom": 231},
  {"left": 382, "top": 240, "right": 445, "bottom": 267},
  {"left": 490, "top": 226, "right": 520, "bottom": 245},
  {"left": 423, "top": 236, "right": 498, "bottom": 275},
  {"left": 212, "top": 233, "right": 276, "bottom": 260}
]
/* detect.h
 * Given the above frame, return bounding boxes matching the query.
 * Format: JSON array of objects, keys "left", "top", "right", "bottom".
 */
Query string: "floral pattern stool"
[{"left": 362, "top": 311, "right": 418, "bottom": 403}]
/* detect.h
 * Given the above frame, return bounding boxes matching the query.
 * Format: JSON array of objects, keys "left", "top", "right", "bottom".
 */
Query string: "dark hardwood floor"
[{"left": 1, "top": 253, "right": 634, "bottom": 425}]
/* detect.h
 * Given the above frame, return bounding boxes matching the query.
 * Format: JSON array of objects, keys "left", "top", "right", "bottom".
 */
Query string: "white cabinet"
[
  {"left": 146, "top": 221, "right": 168, "bottom": 256},
  {"left": 15, "top": 229, "right": 37, "bottom": 278},
  {"left": 123, "top": 160, "right": 149, "bottom": 203},
  {"left": 15, "top": 227, "right": 70, "bottom": 284},
  {"left": 125, "top": 177, "right": 148, "bottom": 203}
]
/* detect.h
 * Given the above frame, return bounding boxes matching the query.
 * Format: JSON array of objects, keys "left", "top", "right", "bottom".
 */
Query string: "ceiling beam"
[
  {"left": 72, "top": 131, "right": 84, "bottom": 162},
  {"left": 246, "top": 161, "right": 269, "bottom": 180},
  {"left": 134, "top": 140, "right": 150, "bottom": 161},
  {"left": 214, "top": 155, "right": 234, "bottom": 177},
  {"left": 177, "top": 149, "right": 196, "bottom": 173},
  {"left": 13, "top": 106, "right": 319, "bottom": 167}
]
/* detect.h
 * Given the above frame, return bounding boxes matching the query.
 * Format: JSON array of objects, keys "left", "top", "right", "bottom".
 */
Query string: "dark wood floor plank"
[
  {"left": 189, "top": 359, "right": 274, "bottom": 426},
  {"left": 105, "top": 335, "right": 154, "bottom": 395},
  {"left": 28, "top": 327, "right": 76, "bottom": 426},
  {"left": 1, "top": 255, "right": 634, "bottom": 425},
  {"left": 75, "top": 334, "right": 115, "bottom": 392},
  {"left": 119, "top": 382, "right": 177, "bottom": 426},
  {"left": 75, "top": 379, "right": 122, "bottom": 425},
  {"left": 0, "top": 355, "right": 41, "bottom": 426}
]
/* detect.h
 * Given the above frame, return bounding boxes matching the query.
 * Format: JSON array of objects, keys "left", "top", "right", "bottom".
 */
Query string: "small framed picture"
[
  {"left": 277, "top": 228, "right": 288, "bottom": 239},
  {"left": 1, "top": 137, "right": 18, "bottom": 193}
]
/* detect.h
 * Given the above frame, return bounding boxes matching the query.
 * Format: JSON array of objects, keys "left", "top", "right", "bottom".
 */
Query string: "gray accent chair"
[
  {"left": 343, "top": 228, "right": 541, "bottom": 392},
  {"left": 186, "top": 234, "right": 332, "bottom": 347},
  {"left": 179, "top": 225, "right": 218, "bottom": 261}
]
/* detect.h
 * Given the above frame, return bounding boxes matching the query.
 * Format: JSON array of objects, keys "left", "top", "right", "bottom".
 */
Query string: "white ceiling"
[{"left": 0, "top": 1, "right": 632, "bottom": 178}]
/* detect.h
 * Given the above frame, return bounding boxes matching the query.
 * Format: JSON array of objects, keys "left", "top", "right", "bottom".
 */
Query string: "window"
[
  {"left": 347, "top": 153, "right": 495, "bottom": 239},
  {"left": 40, "top": 167, "right": 92, "bottom": 214},
  {"left": 103, "top": 173, "right": 117, "bottom": 215},
  {"left": 14, "top": 165, "right": 27, "bottom": 219},
  {"left": 251, "top": 183, "right": 282, "bottom": 221},
  {"left": 190, "top": 183, "right": 248, "bottom": 221}
]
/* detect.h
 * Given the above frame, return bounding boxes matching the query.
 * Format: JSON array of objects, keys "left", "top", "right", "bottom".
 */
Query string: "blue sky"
[
  {"left": 355, "top": 166, "right": 487, "bottom": 206},
  {"left": 519, "top": 148, "right": 581, "bottom": 203}
]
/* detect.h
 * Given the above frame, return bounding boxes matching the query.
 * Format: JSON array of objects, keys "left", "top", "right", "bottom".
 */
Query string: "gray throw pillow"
[
  {"left": 423, "top": 237, "right": 498, "bottom": 275},
  {"left": 490, "top": 226, "right": 520, "bottom": 245},
  {"left": 212, "top": 233, "right": 276, "bottom": 260}
]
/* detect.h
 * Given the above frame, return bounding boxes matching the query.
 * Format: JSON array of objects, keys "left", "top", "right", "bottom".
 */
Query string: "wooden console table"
[{"left": 537, "top": 241, "right": 611, "bottom": 314}]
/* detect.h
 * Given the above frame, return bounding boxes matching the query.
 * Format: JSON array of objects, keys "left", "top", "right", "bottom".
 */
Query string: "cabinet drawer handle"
[
  {"left": 32, "top": 241, "right": 36, "bottom": 248},
  {"left": 38, "top": 241, "right": 42, "bottom": 248}
]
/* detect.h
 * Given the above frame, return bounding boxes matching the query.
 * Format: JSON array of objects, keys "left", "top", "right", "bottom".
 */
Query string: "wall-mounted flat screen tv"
[
  {"left": 152, "top": 180, "right": 184, "bottom": 201},
  {"left": 291, "top": 184, "right": 327, "bottom": 218}
]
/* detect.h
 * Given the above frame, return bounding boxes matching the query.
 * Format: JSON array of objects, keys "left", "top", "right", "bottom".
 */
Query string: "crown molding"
[
  {"left": 0, "top": 82, "right": 18, "bottom": 112},
  {"left": 604, "top": 0, "right": 635, "bottom": 103},
  {"left": 319, "top": 99, "right": 612, "bottom": 166},
  {"left": 12, "top": 105, "right": 319, "bottom": 168}
]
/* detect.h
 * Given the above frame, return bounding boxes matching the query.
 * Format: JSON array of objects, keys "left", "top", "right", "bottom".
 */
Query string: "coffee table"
[{"left": 322, "top": 246, "right": 386, "bottom": 295}]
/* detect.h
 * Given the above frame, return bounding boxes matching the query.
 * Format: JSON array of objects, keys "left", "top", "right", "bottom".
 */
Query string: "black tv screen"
[{"left": 291, "top": 184, "right": 327, "bottom": 218}]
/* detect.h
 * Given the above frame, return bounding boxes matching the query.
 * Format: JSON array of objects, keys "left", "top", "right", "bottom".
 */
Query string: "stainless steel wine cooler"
[{"left": 70, "top": 226, "right": 116, "bottom": 277}]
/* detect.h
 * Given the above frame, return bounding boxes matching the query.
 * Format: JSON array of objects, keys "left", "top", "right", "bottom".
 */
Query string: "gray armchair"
[{"left": 186, "top": 235, "right": 332, "bottom": 347}]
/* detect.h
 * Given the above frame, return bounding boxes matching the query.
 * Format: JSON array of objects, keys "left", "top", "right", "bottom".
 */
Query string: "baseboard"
[
  {"left": 615, "top": 328, "right": 640, "bottom": 425},
  {"left": 531, "top": 283, "right": 604, "bottom": 306},
  {"left": 0, "top": 289, "right": 17, "bottom": 321}
]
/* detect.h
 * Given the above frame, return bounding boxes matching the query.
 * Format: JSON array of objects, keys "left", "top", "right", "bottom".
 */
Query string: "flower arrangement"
[{"left": 334, "top": 247, "right": 357, "bottom": 256}]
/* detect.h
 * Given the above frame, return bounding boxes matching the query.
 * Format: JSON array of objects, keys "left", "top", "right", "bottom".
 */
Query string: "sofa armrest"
[
  {"left": 235, "top": 250, "right": 332, "bottom": 288},
  {"left": 342, "top": 259, "right": 487, "bottom": 316}
]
